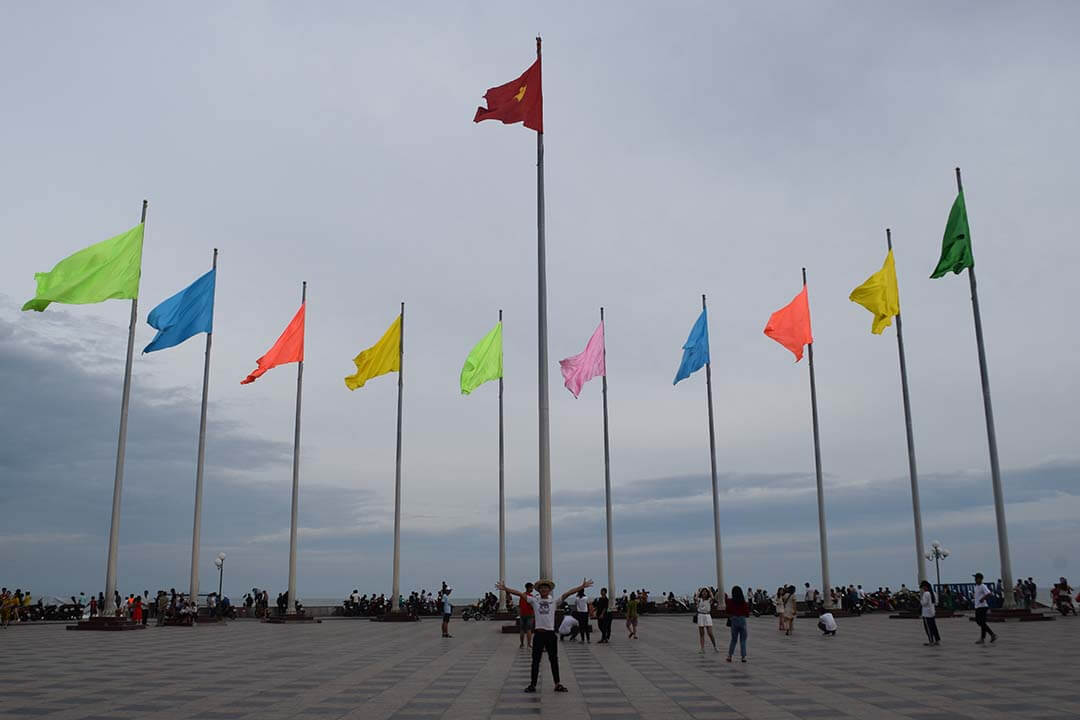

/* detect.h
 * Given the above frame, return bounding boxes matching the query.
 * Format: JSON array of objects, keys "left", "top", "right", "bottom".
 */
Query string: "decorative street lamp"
[
  {"left": 214, "top": 552, "right": 227, "bottom": 598},
  {"left": 924, "top": 541, "right": 950, "bottom": 590}
]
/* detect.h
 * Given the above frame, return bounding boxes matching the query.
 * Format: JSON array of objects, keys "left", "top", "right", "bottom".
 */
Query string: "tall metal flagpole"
[
  {"left": 535, "top": 35, "right": 553, "bottom": 582},
  {"left": 701, "top": 295, "right": 724, "bottom": 597},
  {"left": 955, "top": 168, "right": 1014, "bottom": 607},
  {"left": 189, "top": 248, "right": 218, "bottom": 605},
  {"left": 287, "top": 281, "right": 306, "bottom": 615},
  {"left": 803, "top": 268, "right": 832, "bottom": 607},
  {"left": 886, "top": 230, "right": 927, "bottom": 585},
  {"left": 103, "top": 199, "right": 146, "bottom": 617},
  {"left": 391, "top": 301, "right": 405, "bottom": 613},
  {"left": 498, "top": 309, "right": 506, "bottom": 610},
  {"left": 600, "top": 307, "right": 615, "bottom": 599}
]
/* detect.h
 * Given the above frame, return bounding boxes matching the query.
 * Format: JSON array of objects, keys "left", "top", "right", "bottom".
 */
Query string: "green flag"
[
  {"left": 460, "top": 321, "right": 503, "bottom": 395},
  {"left": 930, "top": 190, "right": 974, "bottom": 278},
  {"left": 22, "top": 224, "right": 144, "bottom": 312}
]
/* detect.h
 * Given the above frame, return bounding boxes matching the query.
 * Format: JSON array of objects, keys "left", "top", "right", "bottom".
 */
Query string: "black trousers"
[
  {"left": 573, "top": 611, "right": 590, "bottom": 640},
  {"left": 922, "top": 617, "right": 940, "bottom": 643},
  {"left": 975, "top": 607, "right": 996, "bottom": 640},
  {"left": 598, "top": 614, "right": 612, "bottom": 641},
  {"left": 531, "top": 629, "right": 560, "bottom": 685}
]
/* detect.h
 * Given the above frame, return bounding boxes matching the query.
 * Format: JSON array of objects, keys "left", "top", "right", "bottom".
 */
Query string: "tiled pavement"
[{"left": 0, "top": 614, "right": 1077, "bottom": 719}]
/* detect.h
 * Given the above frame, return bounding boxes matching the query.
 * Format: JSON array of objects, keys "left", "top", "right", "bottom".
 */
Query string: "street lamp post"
[
  {"left": 924, "top": 541, "right": 949, "bottom": 589},
  {"left": 214, "top": 552, "right": 226, "bottom": 598}
]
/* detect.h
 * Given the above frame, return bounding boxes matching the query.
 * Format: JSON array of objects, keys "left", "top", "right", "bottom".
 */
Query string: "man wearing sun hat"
[{"left": 497, "top": 577, "right": 593, "bottom": 693}]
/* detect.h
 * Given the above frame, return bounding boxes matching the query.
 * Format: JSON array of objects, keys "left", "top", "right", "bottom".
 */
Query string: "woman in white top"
[
  {"left": 572, "top": 589, "right": 591, "bottom": 643},
  {"left": 695, "top": 588, "right": 719, "bottom": 653},
  {"left": 919, "top": 580, "right": 941, "bottom": 646}
]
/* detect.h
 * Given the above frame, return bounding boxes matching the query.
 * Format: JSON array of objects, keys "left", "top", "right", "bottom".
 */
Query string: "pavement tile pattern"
[{"left": 0, "top": 614, "right": 1076, "bottom": 719}]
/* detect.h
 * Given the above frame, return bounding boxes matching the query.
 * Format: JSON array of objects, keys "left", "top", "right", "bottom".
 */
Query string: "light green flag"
[
  {"left": 460, "top": 321, "right": 503, "bottom": 395},
  {"left": 22, "top": 224, "right": 144, "bottom": 312}
]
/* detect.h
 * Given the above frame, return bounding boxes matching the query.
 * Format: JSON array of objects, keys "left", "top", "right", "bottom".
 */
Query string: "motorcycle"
[{"left": 462, "top": 606, "right": 491, "bottom": 621}]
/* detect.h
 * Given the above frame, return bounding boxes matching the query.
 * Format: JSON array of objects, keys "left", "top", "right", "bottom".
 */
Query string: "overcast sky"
[{"left": 2, "top": 1, "right": 1078, "bottom": 601}]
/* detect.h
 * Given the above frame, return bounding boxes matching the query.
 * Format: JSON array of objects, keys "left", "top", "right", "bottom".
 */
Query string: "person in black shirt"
[{"left": 594, "top": 589, "right": 612, "bottom": 643}]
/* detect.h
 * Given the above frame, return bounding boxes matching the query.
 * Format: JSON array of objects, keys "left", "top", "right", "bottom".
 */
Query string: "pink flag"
[{"left": 559, "top": 322, "right": 606, "bottom": 398}]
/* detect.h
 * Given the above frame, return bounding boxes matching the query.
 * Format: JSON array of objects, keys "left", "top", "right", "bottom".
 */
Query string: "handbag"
[
  {"left": 725, "top": 617, "right": 731, "bottom": 627},
  {"left": 691, "top": 612, "right": 697, "bottom": 624}
]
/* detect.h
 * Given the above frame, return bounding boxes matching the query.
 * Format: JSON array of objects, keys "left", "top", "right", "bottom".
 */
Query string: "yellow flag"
[
  {"left": 345, "top": 315, "right": 401, "bottom": 390},
  {"left": 849, "top": 249, "right": 900, "bottom": 335}
]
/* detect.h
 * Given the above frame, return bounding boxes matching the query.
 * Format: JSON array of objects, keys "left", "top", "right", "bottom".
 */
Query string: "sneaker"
[
  {"left": 554, "top": 684, "right": 568, "bottom": 693},
  {"left": 524, "top": 685, "right": 536, "bottom": 693},
  {"left": 725, "top": 656, "right": 732, "bottom": 662},
  {"left": 990, "top": 635, "right": 998, "bottom": 643},
  {"left": 975, "top": 639, "right": 985, "bottom": 645},
  {"left": 699, "top": 648, "right": 704, "bottom": 654},
  {"left": 923, "top": 642, "right": 933, "bottom": 646},
  {"left": 713, "top": 647, "right": 719, "bottom": 653},
  {"left": 741, "top": 657, "right": 747, "bottom": 663}
]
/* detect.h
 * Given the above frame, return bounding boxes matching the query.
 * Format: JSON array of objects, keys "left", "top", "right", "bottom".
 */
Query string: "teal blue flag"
[
  {"left": 143, "top": 268, "right": 216, "bottom": 353},
  {"left": 673, "top": 309, "right": 710, "bottom": 384}
]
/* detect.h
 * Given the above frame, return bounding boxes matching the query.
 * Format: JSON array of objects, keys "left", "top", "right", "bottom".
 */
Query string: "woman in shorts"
[{"left": 695, "top": 588, "right": 719, "bottom": 653}]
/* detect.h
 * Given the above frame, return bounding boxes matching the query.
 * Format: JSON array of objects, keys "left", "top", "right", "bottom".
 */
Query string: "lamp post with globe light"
[
  {"left": 925, "top": 541, "right": 949, "bottom": 590},
  {"left": 214, "top": 552, "right": 226, "bottom": 598}
]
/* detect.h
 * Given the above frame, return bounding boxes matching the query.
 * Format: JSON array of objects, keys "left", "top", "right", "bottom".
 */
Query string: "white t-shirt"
[
  {"left": 819, "top": 612, "right": 837, "bottom": 632},
  {"left": 920, "top": 591, "right": 936, "bottom": 618},
  {"left": 558, "top": 614, "right": 579, "bottom": 635},
  {"left": 528, "top": 594, "right": 556, "bottom": 632},
  {"left": 974, "top": 583, "right": 991, "bottom": 608},
  {"left": 442, "top": 595, "right": 452, "bottom": 614},
  {"left": 805, "top": 589, "right": 813, "bottom": 602},
  {"left": 575, "top": 595, "right": 589, "bottom": 612},
  {"left": 696, "top": 598, "right": 711, "bottom": 614}
]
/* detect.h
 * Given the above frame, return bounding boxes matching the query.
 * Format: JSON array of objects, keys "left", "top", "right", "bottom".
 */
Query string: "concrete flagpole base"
[
  {"left": 262, "top": 613, "right": 321, "bottom": 624},
  {"left": 372, "top": 612, "right": 420, "bottom": 622},
  {"left": 67, "top": 616, "right": 147, "bottom": 631}
]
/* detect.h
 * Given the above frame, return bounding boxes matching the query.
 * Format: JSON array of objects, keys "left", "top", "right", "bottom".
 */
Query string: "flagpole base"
[
  {"left": 262, "top": 613, "right": 320, "bottom": 624},
  {"left": 371, "top": 611, "right": 420, "bottom": 622},
  {"left": 66, "top": 616, "right": 146, "bottom": 631}
]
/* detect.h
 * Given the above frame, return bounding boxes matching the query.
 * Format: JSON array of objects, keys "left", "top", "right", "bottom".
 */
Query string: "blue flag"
[
  {"left": 143, "top": 268, "right": 216, "bottom": 353},
  {"left": 673, "top": 309, "right": 710, "bottom": 385}
]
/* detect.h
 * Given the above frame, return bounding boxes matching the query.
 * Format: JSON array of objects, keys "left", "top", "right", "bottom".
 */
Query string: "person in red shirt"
[
  {"left": 518, "top": 582, "right": 535, "bottom": 649},
  {"left": 132, "top": 596, "right": 143, "bottom": 624}
]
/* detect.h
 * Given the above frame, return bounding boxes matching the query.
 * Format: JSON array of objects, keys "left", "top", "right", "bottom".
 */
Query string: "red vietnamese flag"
[
  {"left": 764, "top": 285, "right": 813, "bottom": 362},
  {"left": 473, "top": 58, "right": 543, "bottom": 132},
  {"left": 241, "top": 303, "right": 305, "bottom": 384}
]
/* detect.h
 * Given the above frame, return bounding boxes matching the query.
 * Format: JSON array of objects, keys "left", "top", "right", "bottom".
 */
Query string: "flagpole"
[
  {"left": 535, "top": 35, "right": 553, "bottom": 582},
  {"left": 189, "top": 248, "right": 218, "bottom": 605},
  {"left": 102, "top": 199, "right": 146, "bottom": 617},
  {"left": 391, "top": 301, "right": 405, "bottom": 613},
  {"left": 803, "top": 268, "right": 832, "bottom": 607},
  {"left": 287, "top": 281, "right": 306, "bottom": 615},
  {"left": 886, "top": 230, "right": 927, "bottom": 585},
  {"left": 600, "top": 307, "right": 615, "bottom": 599},
  {"left": 701, "top": 295, "right": 724, "bottom": 598},
  {"left": 498, "top": 308, "right": 507, "bottom": 611},
  {"left": 956, "top": 168, "right": 1014, "bottom": 607}
]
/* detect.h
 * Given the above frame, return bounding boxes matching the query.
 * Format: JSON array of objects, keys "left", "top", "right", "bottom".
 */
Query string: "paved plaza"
[{"left": 0, "top": 614, "right": 1077, "bottom": 720}]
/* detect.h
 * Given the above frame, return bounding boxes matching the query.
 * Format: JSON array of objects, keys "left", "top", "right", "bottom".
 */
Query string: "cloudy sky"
[{"left": 2, "top": 1, "right": 1078, "bottom": 601}]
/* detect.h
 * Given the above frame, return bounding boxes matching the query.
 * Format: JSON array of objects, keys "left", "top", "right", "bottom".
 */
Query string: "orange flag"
[
  {"left": 241, "top": 303, "right": 305, "bottom": 384},
  {"left": 764, "top": 285, "right": 813, "bottom": 361}
]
